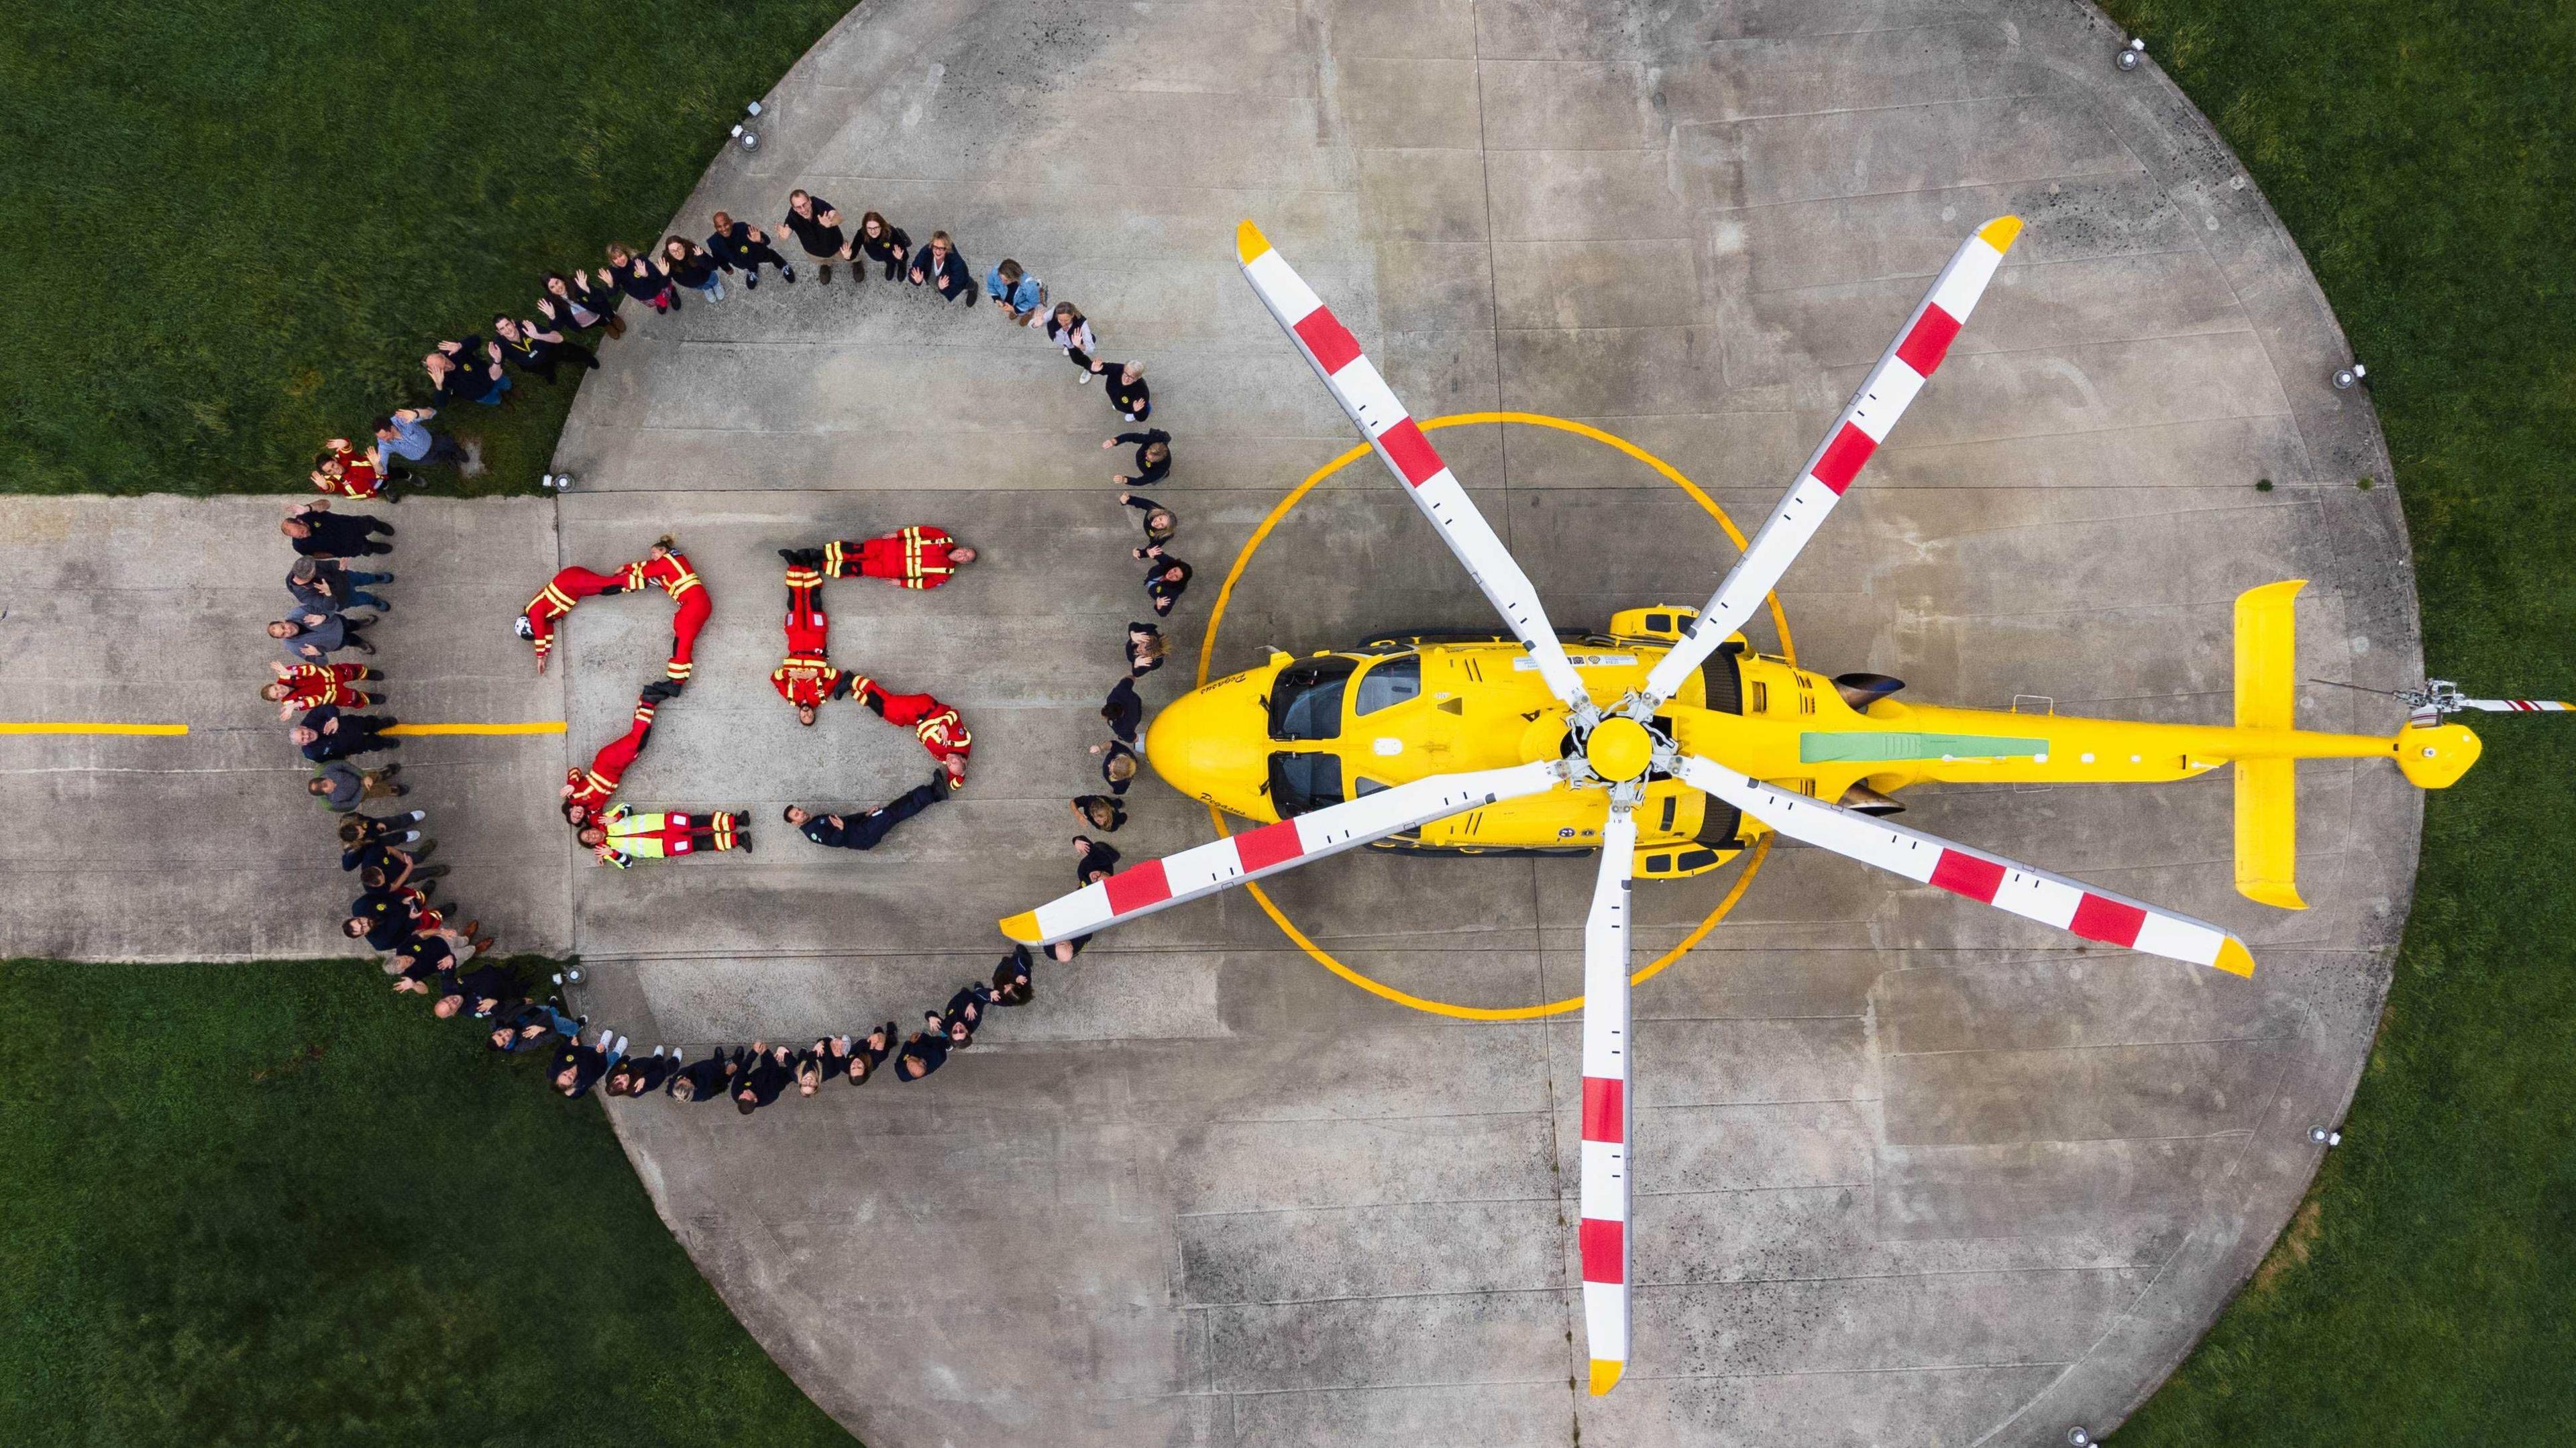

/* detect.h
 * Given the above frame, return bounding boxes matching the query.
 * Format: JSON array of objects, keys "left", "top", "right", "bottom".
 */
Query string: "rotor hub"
[{"left": 1584, "top": 716, "right": 1654, "bottom": 783}]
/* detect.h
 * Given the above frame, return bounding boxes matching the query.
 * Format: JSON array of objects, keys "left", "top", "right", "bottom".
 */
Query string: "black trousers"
[
  {"left": 722, "top": 242, "right": 793, "bottom": 278},
  {"left": 828, "top": 782, "right": 943, "bottom": 850},
  {"left": 397, "top": 431, "right": 468, "bottom": 468},
  {"left": 521, "top": 343, "right": 599, "bottom": 384}
]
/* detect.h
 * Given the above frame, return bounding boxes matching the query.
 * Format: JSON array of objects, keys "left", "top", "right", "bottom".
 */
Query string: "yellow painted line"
[
  {"left": 383, "top": 722, "right": 568, "bottom": 736},
  {"left": 0, "top": 722, "right": 189, "bottom": 736},
  {"left": 1197, "top": 410, "right": 1799, "bottom": 1021}
]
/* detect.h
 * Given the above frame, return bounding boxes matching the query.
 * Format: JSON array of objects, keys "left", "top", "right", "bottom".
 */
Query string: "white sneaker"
[{"left": 1078, "top": 372, "right": 1093, "bottom": 384}]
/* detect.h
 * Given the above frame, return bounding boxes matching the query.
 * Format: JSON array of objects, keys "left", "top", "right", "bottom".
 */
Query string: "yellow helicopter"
[
  {"left": 1000, "top": 216, "right": 2489, "bottom": 1394},
  {"left": 1145, "top": 585, "right": 2481, "bottom": 897}
]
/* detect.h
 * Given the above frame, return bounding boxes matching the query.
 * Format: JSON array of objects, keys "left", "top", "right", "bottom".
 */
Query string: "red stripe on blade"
[
  {"left": 1929, "top": 850, "right": 2006, "bottom": 903},
  {"left": 1234, "top": 818, "right": 1305, "bottom": 873},
  {"left": 1376, "top": 417, "right": 1445, "bottom": 487},
  {"left": 1292, "top": 307, "right": 1363, "bottom": 376},
  {"left": 1578, "top": 1218, "right": 1625, "bottom": 1283},
  {"left": 1102, "top": 858, "right": 1173, "bottom": 915},
  {"left": 2069, "top": 893, "right": 2148, "bottom": 947},
  {"left": 1580, "top": 1076, "right": 1624, "bottom": 1144},
  {"left": 1808, "top": 421, "right": 1878, "bottom": 494},
  {"left": 1894, "top": 303, "right": 1964, "bottom": 376}
]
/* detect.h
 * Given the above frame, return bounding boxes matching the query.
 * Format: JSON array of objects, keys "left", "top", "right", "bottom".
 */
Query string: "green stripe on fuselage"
[{"left": 1799, "top": 731, "right": 2049, "bottom": 763}]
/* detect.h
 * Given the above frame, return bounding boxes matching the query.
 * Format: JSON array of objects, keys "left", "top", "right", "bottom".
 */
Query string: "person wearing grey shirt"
[
  {"left": 270, "top": 611, "right": 376, "bottom": 663},
  {"left": 309, "top": 759, "right": 406, "bottom": 811}
]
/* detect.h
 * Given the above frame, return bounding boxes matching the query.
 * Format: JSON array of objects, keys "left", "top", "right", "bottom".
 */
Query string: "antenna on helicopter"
[{"left": 2313, "top": 677, "right": 2575, "bottom": 727}]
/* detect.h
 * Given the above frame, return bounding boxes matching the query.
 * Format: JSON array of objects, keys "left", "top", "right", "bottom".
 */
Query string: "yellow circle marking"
[{"left": 1196, "top": 410, "right": 1800, "bottom": 1021}]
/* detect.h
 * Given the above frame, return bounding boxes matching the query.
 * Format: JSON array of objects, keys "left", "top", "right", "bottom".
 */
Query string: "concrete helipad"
[
  {"left": 0, "top": 0, "right": 2422, "bottom": 1444},
  {"left": 533, "top": 0, "right": 2421, "bottom": 1443}
]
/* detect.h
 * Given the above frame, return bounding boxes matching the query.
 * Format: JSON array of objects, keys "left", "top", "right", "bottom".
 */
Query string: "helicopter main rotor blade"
[
  {"left": 1236, "top": 220, "right": 1593, "bottom": 716},
  {"left": 1578, "top": 802, "right": 1638, "bottom": 1396},
  {"left": 998, "top": 760, "right": 1567, "bottom": 945},
  {"left": 1670, "top": 753, "right": 2254, "bottom": 975},
  {"left": 1639, "top": 218, "right": 2023, "bottom": 707}
]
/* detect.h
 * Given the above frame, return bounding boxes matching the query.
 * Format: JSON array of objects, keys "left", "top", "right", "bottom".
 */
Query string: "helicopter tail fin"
[{"left": 2233, "top": 581, "right": 2307, "bottom": 909}]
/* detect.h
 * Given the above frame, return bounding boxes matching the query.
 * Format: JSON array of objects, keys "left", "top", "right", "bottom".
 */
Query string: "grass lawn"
[
  {"left": 2098, "top": 0, "right": 2576, "bottom": 1441},
  {"left": 0, "top": 0, "right": 853, "bottom": 496},
  {"left": 0, "top": 956, "right": 859, "bottom": 1447}
]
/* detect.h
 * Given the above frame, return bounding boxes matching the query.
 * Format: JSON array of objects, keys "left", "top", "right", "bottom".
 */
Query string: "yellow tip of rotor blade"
[
  {"left": 1235, "top": 219, "right": 1271, "bottom": 265},
  {"left": 1589, "top": 1359, "right": 1625, "bottom": 1396},
  {"left": 2213, "top": 938, "right": 2257, "bottom": 978},
  {"left": 1978, "top": 215, "right": 2025, "bottom": 252},
  {"left": 998, "top": 911, "right": 1043, "bottom": 944},
  {"left": 2239, "top": 881, "right": 2308, "bottom": 911}
]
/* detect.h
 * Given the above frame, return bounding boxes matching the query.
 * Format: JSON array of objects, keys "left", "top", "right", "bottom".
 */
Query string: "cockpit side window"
[
  {"left": 1267, "top": 752, "right": 1346, "bottom": 816},
  {"left": 1268, "top": 657, "right": 1357, "bottom": 740},
  {"left": 1352, "top": 655, "right": 1421, "bottom": 716}
]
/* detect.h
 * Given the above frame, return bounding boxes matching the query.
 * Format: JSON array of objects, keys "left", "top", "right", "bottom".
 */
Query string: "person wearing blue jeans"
[
  {"left": 491, "top": 999, "right": 582, "bottom": 1054},
  {"left": 338, "top": 573, "right": 390, "bottom": 611},
  {"left": 288, "top": 557, "right": 392, "bottom": 614},
  {"left": 661, "top": 236, "right": 726, "bottom": 303},
  {"left": 427, "top": 337, "right": 511, "bottom": 408},
  {"left": 552, "top": 1027, "right": 627, "bottom": 1099}
]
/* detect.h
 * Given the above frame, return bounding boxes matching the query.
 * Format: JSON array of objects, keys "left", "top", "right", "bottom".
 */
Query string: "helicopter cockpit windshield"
[
  {"left": 1269, "top": 657, "right": 1357, "bottom": 740},
  {"left": 1267, "top": 751, "right": 1345, "bottom": 816}
]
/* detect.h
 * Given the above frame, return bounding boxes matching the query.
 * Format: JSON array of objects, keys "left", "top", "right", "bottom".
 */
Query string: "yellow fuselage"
[{"left": 1147, "top": 623, "right": 2478, "bottom": 880}]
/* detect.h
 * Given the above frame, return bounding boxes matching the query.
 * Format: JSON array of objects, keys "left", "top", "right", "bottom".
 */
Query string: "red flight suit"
[
  {"left": 629, "top": 551, "right": 712, "bottom": 683},
  {"left": 564, "top": 691, "right": 659, "bottom": 813},
  {"left": 316, "top": 443, "right": 385, "bottom": 500},
  {"left": 865, "top": 684, "right": 973, "bottom": 776},
  {"left": 278, "top": 663, "right": 370, "bottom": 708},
  {"left": 825, "top": 526, "right": 965, "bottom": 590},
  {"left": 770, "top": 562, "right": 849, "bottom": 708},
  {"left": 519, "top": 565, "right": 631, "bottom": 666}
]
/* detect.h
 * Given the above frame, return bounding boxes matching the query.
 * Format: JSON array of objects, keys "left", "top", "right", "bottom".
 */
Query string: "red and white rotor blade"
[
  {"left": 1236, "top": 220, "right": 1591, "bottom": 712},
  {"left": 1670, "top": 753, "right": 2254, "bottom": 976},
  {"left": 998, "top": 760, "right": 1566, "bottom": 945},
  {"left": 1640, "top": 217, "right": 2023, "bottom": 706},
  {"left": 2452, "top": 696, "right": 2574, "bottom": 712},
  {"left": 1578, "top": 804, "right": 1637, "bottom": 1396}
]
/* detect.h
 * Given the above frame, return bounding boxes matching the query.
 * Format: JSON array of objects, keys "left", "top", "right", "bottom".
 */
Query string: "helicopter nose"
[{"left": 1146, "top": 686, "right": 1270, "bottom": 814}]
